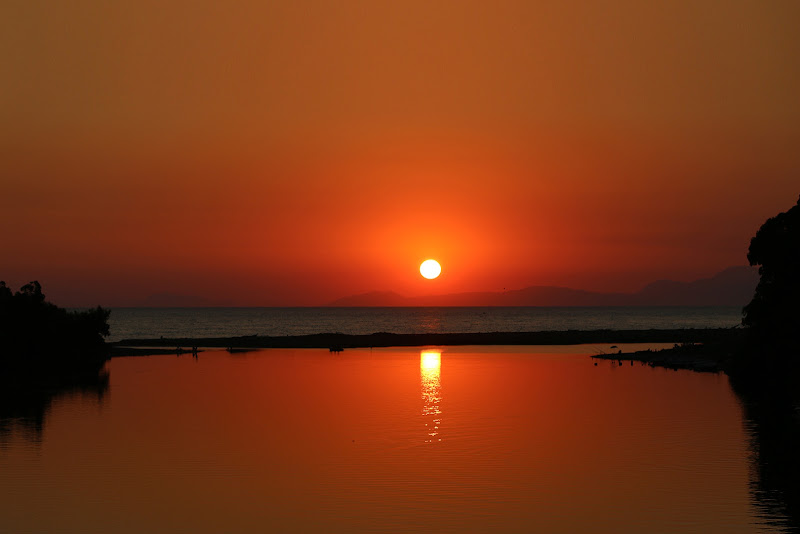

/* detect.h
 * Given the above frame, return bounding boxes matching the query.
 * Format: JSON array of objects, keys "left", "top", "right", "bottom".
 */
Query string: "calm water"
[
  {"left": 1, "top": 346, "right": 793, "bottom": 533},
  {"left": 107, "top": 306, "right": 742, "bottom": 341}
]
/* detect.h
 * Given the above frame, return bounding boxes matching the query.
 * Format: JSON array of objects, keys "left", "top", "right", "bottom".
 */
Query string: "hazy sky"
[{"left": 2, "top": 1, "right": 799, "bottom": 305}]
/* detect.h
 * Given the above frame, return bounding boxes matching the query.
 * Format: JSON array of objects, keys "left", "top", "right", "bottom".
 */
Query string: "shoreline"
[
  {"left": 111, "top": 328, "right": 740, "bottom": 356},
  {"left": 592, "top": 345, "right": 728, "bottom": 373}
]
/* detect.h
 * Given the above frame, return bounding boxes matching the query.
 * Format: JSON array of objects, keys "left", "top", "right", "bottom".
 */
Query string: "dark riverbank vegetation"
[
  {"left": 727, "top": 194, "right": 800, "bottom": 532},
  {"left": 740, "top": 195, "right": 800, "bottom": 364},
  {"left": 0, "top": 281, "right": 111, "bottom": 440},
  {"left": 595, "top": 195, "right": 800, "bottom": 373},
  {"left": 595, "top": 194, "right": 800, "bottom": 532},
  {"left": 0, "top": 281, "right": 110, "bottom": 378},
  {"left": 729, "top": 197, "right": 800, "bottom": 530}
]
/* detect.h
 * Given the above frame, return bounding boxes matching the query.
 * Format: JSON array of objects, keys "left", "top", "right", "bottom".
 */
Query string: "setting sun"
[{"left": 420, "top": 260, "right": 442, "bottom": 280}]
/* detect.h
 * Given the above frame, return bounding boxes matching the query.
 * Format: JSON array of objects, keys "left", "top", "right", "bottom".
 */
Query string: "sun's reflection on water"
[{"left": 420, "top": 350, "right": 442, "bottom": 443}]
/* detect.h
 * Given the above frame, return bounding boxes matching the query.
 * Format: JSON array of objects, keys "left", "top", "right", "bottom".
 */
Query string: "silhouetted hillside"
[
  {"left": 328, "top": 266, "right": 758, "bottom": 307},
  {"left": 633, "top": 266, "right": 759, "bottom": 306}
]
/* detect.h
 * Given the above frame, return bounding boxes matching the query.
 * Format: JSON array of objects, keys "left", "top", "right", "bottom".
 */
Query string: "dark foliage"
[
  {"left": 0, "top": 280, "right": 110, "bottom": 369},
  {"left": 727, "top": 196, "right": 800, "bottom": 529},
  {"left": 742, "top": 196, "right": 800, "bottom": 355}
]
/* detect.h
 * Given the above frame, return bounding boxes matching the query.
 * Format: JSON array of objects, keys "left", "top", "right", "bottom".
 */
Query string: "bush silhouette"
[
  {"left": 0, "top": 280, "right": 110, "bottom": 367},
  {"left": 742, "top": 196, "right": 800, "bottom": 353}
]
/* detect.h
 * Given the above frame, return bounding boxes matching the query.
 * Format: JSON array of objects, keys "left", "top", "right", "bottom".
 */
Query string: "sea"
[{"left": 107, "top": 305, "right": 743, "bottom": 342}]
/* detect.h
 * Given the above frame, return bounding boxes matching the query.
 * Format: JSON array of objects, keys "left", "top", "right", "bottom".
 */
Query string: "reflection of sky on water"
[
  {"left": 1, "top": 348, "right": 791, "bottom": 532},
  {"left": 420, "top": 350, "right": 442, "bottom": 443}
]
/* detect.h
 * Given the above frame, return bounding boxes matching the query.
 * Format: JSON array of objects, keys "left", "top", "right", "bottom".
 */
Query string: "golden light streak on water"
[{"left": 420, "top": 350, "right": 442, "bottom": 443}]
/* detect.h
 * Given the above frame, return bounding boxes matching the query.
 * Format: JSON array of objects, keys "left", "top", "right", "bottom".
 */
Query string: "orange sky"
[{"left": 2, "top": 1, "right": 799, "bottom": 306}]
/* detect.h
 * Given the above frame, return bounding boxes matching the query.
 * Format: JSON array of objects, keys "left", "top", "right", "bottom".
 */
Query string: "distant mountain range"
[{"left": 327, "top": 266, "right": 759, "bottom": 307}]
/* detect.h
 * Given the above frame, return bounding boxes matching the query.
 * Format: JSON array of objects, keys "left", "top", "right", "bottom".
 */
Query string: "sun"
[{"left": 420, "top": 259, "right": 442, "bottom": 280}]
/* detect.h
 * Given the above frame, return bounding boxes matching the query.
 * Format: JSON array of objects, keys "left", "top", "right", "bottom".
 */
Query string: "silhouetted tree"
[
  {"left": 0, "top": 281, "right": 110, "bottom": 369},
  {"left": 742, "top": 195, "right": 800, "bottom": 355}
]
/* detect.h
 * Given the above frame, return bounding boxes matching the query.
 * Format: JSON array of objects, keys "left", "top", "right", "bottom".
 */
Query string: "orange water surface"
[{"left": 0, "top": 346, "right": 785, "bottom": 532}]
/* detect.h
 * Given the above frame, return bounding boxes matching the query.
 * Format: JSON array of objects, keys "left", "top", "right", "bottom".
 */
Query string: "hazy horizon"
[{"left": 43, "top": 263, "right": 755, "bottom": 308}]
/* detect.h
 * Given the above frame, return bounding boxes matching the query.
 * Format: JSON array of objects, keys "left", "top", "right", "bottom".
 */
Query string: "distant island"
[{"left": 328, "top": 265, "right": 758, "bottom": 307}]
